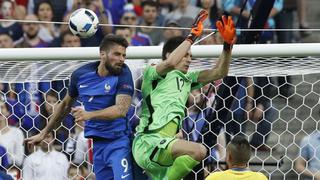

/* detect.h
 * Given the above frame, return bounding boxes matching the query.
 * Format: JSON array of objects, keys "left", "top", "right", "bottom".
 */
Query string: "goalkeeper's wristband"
[
  {"left": 186, "top": 33, "right": 197, "bottom": 44},
  {"left": 223, "top": 42, "right": 233, "bottom": 51}
]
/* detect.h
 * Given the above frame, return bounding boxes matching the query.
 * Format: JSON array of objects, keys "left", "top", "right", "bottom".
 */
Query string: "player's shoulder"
[
  {"left": 118, "top": 63, "right": 133, "bottom": 79},
  {"left": 121, "top": 63, "right": 132, "bottom": 73},
  {"left": 206, "top": 171, "right": 225, "bottom": 180},
  {"left": 249, "top": 171, "right": 268, "bottom": 179}
]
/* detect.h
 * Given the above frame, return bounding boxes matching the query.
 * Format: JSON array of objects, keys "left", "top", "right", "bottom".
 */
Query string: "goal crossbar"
[{"left": 0, "top": 43, "right": 320, "bottom": 61}]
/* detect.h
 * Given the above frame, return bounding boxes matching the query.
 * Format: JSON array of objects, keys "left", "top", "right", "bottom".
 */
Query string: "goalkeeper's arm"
[
  {"left": 155, "top": 10, "right": 208, "bottom": 76},
  {"left": 197, "top": 16, "right": 236, "bottom": 85}
]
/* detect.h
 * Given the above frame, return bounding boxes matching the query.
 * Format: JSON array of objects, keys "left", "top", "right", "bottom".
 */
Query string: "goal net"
[{"left": 0, "top": 44, "right": 319, "bottom": 180}]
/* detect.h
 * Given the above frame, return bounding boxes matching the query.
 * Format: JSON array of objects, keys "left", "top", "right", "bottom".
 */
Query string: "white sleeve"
[
  {"left": 61, "top": 154, "right": 70, "bottom": 178},
  {"left": 73, "top": 132, "right": 88, "bottom": 165},
  {"left": 22, "top": 157, "right": 33, "bottom": 180},
  {"left": 13, "top": 129, "right": 25, "bottom": 167}
]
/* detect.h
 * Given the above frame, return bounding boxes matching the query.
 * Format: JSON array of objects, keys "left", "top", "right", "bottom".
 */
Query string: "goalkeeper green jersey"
[{"left": 136, "top": 65, "right": 203, "bottom": 133}]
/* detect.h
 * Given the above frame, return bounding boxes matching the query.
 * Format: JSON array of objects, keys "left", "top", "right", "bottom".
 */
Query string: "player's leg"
[
  {"left": 165, "top": 139, "right": 207, "bottom": 180},
  {"left": 132, "top": 133, "right": 170, "bottom": 180},
  {"left": 109, "top": 136, "right": 133, "bottom": 180},
  {"left": 92, "top": 140, "right": 114, "bottom": 180}
]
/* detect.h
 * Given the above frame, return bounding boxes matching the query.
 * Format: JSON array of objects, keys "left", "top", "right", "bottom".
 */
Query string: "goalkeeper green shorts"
[{"left": 132, "top": 133, "right": 178, "bottom": 180}]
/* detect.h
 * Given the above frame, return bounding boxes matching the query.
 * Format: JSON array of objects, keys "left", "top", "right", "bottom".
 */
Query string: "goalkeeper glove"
[
  {"left": 186, "top": 9, "right": 208, "bottom": 44},
  {"left": 216, "top": 16, "right": 236, "bottom": 51}
]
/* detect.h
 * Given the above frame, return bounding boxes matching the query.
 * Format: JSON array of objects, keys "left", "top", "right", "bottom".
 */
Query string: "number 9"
[{"left": 121, "top": 158, "right": 128, "bottom": 173}]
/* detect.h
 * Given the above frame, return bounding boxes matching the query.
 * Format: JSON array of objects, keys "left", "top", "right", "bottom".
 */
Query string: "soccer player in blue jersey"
[{"left": 26, "top": 34, "right": 134, "bottom": 180}]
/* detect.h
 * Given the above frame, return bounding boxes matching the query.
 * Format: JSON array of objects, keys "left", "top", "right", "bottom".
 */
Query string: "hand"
[
  {"left": 216, "top": 16, "right": 236, "bottom": 45},
  {"left": 186, "top": 9, "right": 208, "bottom": 44},
  {"left": 25, "top": 131, "right": 46, "bottom": 146},
  {"left": 71, "top": 107, "right": 90, "bottom": 122}
]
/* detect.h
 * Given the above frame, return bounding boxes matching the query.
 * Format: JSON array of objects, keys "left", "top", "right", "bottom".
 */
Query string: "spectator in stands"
[
  {"left": 246, "top": 77, "right": 278, "bottom": 151},
  {"left": 0, "top": 101, "right": 25, "bottom": 168},
  {"left": 295, "top": 130, "right": 320, "bottom": 180},
  {"left": 60, "top": 31, "right": 81, "bottom": 47},
  {"left": 120, "top": 9, "right": 152, "bottom": 46},
  {"left": 34, "top": 1, "right": 60, "bottom": 43},
  {"left": 224, "top": 0, "right": 283, "bottom": 43},
  {"left": 274, "top": 0, "right": 295, "bottom": 98},
  {"left": 28, "top": 0, "right": 71, "bottom": 22},
  {"left": 17, "top": 14, "right": 49, "bottom": 48},
  {"left": 206, "top": 135, "right": 267, "bottom": 180},
  {"left": 297, "top": 0, "right": 311, "bottom": 38},
  {"left": 68, "top": 164, "right": 87, "bottom": 180},
  {"left": 23, "top": 131, "right": 69, "bottom": 180},
  {"left": 64, "top": 119, "right": 94, "bottom": 179},
  {"left": 115, "top": 26, "right": 133, "bottom": 45},
  {"left": 0, "top": 32, "right": 14, "bottom": 48},
  {"left": 40, "top": 90, "right": 74, "bottom": 145},
  {"left": 101, "top": 0, "right": 127, "bottom": 25},
  {"left": 73, "top": 121, "right": 94, "bottom": 178},
  {"left": 0, "top": 0, "right": 24, "bottom": 45},
  {"left": 159, "top": 20, "right": 183, "bottom": 45},
  {"left": 198, "top": 0, "right": 222, "bottom": 29},
  {"left": 137, "top": 1, "right": 163, "bottom": 45},
  {"left": 183, "top": 89, "right": 223, "bottom": 180},
  {"left": 164, "top": 0, "right": 207, "bottom": 28}
]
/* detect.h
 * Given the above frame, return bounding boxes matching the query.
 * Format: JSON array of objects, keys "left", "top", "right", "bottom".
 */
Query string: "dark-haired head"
[
  {"left": 99, "top": 34, "right": 129, "bottom": 75},
  {"left": 162, "top": 36, "right": 185, "bottom": 60},
  {"left": 227, "top": 135, "right": 251, "bottom": 166}
]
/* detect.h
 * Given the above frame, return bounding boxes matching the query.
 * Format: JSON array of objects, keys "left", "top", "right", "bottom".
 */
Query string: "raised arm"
[
  {"left": 197, "top": 16, "right": 236, "bottom": 85},
  {"left": 25, "top": 94, "right": 75, "bottom": 145},
  {"left": 156, "top": 10, "right": 208, "bottom": 76}
]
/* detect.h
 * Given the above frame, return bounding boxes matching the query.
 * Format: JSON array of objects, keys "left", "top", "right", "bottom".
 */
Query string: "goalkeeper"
[{"left": 132, "top": 10, "right": 236, "bottom": 180}]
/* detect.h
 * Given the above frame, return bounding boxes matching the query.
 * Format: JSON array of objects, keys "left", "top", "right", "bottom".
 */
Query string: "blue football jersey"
[{"left": 69, "top": 61, "right": 134, "bottom": 139}]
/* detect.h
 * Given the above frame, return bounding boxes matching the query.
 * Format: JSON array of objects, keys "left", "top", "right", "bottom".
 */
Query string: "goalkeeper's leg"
[{"left": 161, "top": 139, "right": 207, "bottom": 180}]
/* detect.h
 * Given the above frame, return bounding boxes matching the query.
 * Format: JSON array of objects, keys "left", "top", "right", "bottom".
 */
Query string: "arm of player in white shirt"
[
  {"left": 73, "top": 132, "right": 88, "bottom": 165},
  {"left": 13, "top": 129, "right": 25, "bottom": 167},
  {"left": 22, "top": 156, "right": 34, "bottom": 180}
]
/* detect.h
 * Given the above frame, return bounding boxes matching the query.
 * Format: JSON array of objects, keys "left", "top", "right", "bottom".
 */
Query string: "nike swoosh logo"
[
  {"left": 121, "top": 174, "right": 130, "bottom": 179},
  {"left": 79, "top": 85, "right": 88, "bottom": 88}
]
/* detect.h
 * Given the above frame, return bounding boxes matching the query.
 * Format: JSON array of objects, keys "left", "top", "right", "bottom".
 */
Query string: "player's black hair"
[
  {"left": 0, "top": 31, "right": 12, "bottom": 38},
  {"left": 34, "top": 0, "right": 54, "bottom": 16},
  {"left": 162, "top": 36, "right": 185, "bottom": 60},
  {"left": 114, "top": 26, "right": 131, "bottom": 32},
  {"left": 99, "top": 34, "right": 129, "bottom": 52},
  {"left": 228, "top": 135, "right": 251, "bottom": 165},
  {"left": 141, "top": 0, "right": 158, "bottom": 9}
]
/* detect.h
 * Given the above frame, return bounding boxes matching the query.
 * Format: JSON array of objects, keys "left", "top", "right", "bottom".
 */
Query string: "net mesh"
[{"left": 0, "top": 57, "right": 320, "bottom": 179}]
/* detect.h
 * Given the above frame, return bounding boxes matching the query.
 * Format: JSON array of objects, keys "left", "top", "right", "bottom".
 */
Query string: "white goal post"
[{"left": 0, "top": 43, "right": 319, "bottom": 61}]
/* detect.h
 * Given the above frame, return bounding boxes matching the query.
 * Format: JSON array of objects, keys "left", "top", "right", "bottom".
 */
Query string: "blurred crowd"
[
  {"left": 0, "top": 0, "right": 320, "bottom": 179},
  {"left": 0, "top": 0, "right": 316, "bottom": 49}
]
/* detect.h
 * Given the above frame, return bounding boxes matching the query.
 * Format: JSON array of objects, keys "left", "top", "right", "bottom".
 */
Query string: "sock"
[{"left": 166, "top": 155, "right": 200, "bottom": 180}]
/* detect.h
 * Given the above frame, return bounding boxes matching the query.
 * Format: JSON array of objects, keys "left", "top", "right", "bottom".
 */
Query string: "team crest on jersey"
[{"left": 104, "top": 83, "right": 111, "bottom": 93}]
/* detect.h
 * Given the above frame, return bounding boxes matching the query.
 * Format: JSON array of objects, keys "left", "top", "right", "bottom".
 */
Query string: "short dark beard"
[
  {"left": 105, "top": 61, "right": 122, "bottom": 75},
  {"left": 27, "top": 32, "right": 38, "bottom": 39}
]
